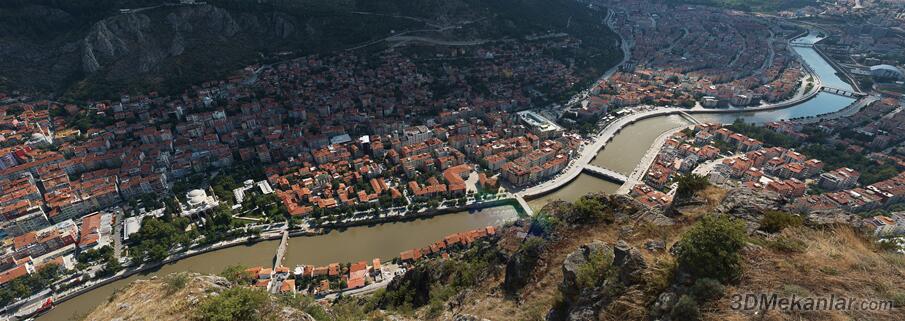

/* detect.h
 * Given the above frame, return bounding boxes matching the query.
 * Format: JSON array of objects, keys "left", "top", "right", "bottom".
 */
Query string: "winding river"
[
  {"left": 41, "top": 207, "right": 518, "bottom": 320},
  {"left": 528, "top": 32, "right": 858, "bottom": 205},
  {"left": 41, "top": 32, "right": 861, "bottom": 320}
]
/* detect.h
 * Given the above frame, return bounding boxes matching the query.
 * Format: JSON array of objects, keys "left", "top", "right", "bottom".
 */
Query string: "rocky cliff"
[
  {"left": 0, "top": 0, "right": 622, "bottom": 99},
  {"left": 83, "top": 273, "right": 315, "bottom": 321},
  {"left": 356, "top": 189, "right": 905, "bottom": 321}
]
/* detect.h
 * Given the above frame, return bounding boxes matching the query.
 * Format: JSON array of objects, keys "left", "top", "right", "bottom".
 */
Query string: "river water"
[
  {"left": 527, "top": 31, "right": 857, "bottom": 208},
  {"left": 41, "top": 206, "right": 518, "bottom": 320},
  {"left": 42, "top": 31, "right": 859, "bottom": 321}
]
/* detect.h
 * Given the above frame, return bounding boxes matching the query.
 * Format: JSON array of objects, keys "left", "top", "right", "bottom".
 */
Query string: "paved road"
[
  {"left": 692, "top": 154, "right": 742, "bottom": 176},
  {"left": 112, "top": 208, "right": 124, "bottom": 260}
]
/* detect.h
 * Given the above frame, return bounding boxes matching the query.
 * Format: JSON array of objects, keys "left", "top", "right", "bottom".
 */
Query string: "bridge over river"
[{"left": 582, "top": 164, "right": 629, "bottom": 183}]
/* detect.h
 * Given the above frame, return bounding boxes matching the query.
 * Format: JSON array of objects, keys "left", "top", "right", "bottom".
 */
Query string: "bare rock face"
[
  {"left": 552, "top": 240, "right": 647, "bottom": 321},
  {"left": 613, "top": 240, "right": 647, "bottom": 285},
  {"left": 560, "top": 240, "right": 611, "bottom": 302},
  {"left": 81, "top": 5, "right": 244, "bottom": 77},
  {"left": 805, "top": 208, "right": 861, "bottom": 227},
  {"left": 716, "top": 188, "right": 786, "bottom": 222}
]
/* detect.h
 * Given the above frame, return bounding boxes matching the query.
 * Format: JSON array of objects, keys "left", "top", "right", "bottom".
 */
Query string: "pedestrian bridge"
[
  {"left": 515, "top": 196, "right": 535, "bottom": 217},
  {"left": 678, "top": 111, "right": 702, "bottom": 125},
  {"left": 581, "top": 164, "right": 628, "bottom": 183},
  {"left": 820, "top": 86, "right": 865, "bottom": 98},
  {"left": 273, "top": 229, "right": 289, "bottom": 270},
  {"left": 790, "top": 42, "right": 813, "bottom": 48}
]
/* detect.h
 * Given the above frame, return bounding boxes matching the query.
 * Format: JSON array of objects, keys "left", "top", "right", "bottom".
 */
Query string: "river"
[
  {"left": 42, "top": 31, "right": 859, "bottom": 321},
  {"left": 41, "top": 206, "right": 518, "bottom": 320},
  {"left": 527, "top": 31, "right": 859, "bottom": 207}
]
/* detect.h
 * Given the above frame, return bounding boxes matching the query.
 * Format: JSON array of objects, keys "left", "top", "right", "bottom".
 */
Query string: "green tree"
[
  {"left": 690, "top": 278, "right": 725, "bottom": 302},
  {"left": 674, "top": 173, "right": 710, "bottom": 200},
  {"left": 676, "top": 215, "right": 747, "bottom": 283},
  {"left": 128, "top": 217, "right": 193, "bottom": 263},
  {"left": 671, "top": 295, "right": 701, "bottom": 321},
  {"left": 195, "top": 287, "right": 273, "bottom": 321},
  {"left": 220, "top": 265, "right": 253, "bottom": 285}
]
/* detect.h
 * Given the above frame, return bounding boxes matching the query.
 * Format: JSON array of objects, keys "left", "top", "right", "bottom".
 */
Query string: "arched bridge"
[{"left": 582, "top": 164, "right": 628, "bottom": 183}]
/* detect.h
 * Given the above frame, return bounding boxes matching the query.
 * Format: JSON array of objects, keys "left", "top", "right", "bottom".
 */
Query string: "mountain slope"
[{"left": 0, "top": 0, "right": 622, "bottom": 99}]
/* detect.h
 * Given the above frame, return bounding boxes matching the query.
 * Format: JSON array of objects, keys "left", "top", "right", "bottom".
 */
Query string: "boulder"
[
  {"left": 552, "top": 241, "right": 648, "bottom": 321},
  {"left": 561, "top": 241, "right": 611, "bottom": 301},
  {"left": 613, "top": 240, "right": 647, "bottom": 285},
  {"left": 644, "top": 239, "right": 666, "bottom": 252},
  {"left": 503, "top": 249, "right": 535, "bottom": 294},
  {"left": 716, "top": 188, "right": 785, "bottom": 222},
  {"left": 649, "top": 291, "right": 678, "bottom": 318}
]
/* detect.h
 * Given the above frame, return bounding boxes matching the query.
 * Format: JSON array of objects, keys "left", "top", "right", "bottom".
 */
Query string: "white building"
[
  {"left": 870, "top": 64, "right": 904, "bottom": 80},
  {"left": 403, "top": 125, "right": 432, "bottom": 145},
  {"left": 180, "top": 189, "right": 220, "bottom": 217},
  {"left": 232, "top": 180, "right": 274, "bottom": 209}
]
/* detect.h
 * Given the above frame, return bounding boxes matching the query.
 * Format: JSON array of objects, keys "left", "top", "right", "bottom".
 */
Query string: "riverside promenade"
[
  {"left": 515, "top": 59, "right": 872, "bottom": 204},
  {"left": 614, "top": 126, "right": 691, "bottom": 195},
  {"left": 516, "top": 106, "right": 691, "bottom": 200}
]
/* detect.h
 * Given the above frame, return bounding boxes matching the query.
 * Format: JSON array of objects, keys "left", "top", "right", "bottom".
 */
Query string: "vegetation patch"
[{"left": 675, "top": 215, "right": 747, "bottom": 283}]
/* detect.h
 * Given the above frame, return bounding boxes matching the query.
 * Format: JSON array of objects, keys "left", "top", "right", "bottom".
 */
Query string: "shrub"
[
  {"left": 676, "top": 215, "right": 747, "bottom": 283},
  {"left": 690, "top": 278, "right": 725, "bottom": 302},
  {"left": 759, "top": 211, "right": 803, "bottom": 233},
  {"left": 195, "top": 287, "right": 273, "bottom": 321},
  {"left": 220, "top": 265, "right": 253, "bottom": 285},
  {"left": 674, "top": 174, "right": 710, "bottom": 200},
  {"left": 576, "top": 247, "right": 614, "bottom": 289},
  {"left": 766, "top": 236, "right": 807, "bottom": 253},
  {"left": 670, "top": 295, "right": 701, "bottom": 321},
  {"left": 562, "top": 197, "right": 613, "bottom": 224},
  {"left": 163, "top": 273, "right": 189, "bottom": 295}
]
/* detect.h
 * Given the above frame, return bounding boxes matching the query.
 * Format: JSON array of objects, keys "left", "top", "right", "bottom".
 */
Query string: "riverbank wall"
[
  {"left": 317, "top": 198, "right": 523, "bottom": 229},
  {"left": 47, "top": 199, "right": 521, "bottom": 308}
]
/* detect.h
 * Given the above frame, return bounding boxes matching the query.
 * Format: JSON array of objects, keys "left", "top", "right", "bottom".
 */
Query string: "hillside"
[
  {"left": 84, "top": 187, "right": 905, "bottom": 321},
  {"left": 83, "top": 272, "right": 320, "bottom": 321},
  {"left": 357, "top": 188, "right": 904, "bottom": 321},
  {"left": 662, "top": 0, "right": 817, "bottom": 12},
  {"left": 0, "top": 0, "right": 622, "bottom": 99}
]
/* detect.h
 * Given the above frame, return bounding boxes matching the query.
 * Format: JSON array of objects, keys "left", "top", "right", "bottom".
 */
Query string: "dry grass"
[
  {"left": 86, "top": 276, "right": 204, "bottom": 321},
  {"left": 445, "top": 219, "right": 623, "bottom": 321},
  {"left": 434, "top": 204, "right": 699, "bottom": 321},
  {"left": 436, "top": 189, "right": 905, "bottom": 321},
  {"left": 710, "top": 227, "right": 905, "bottom": 321}
]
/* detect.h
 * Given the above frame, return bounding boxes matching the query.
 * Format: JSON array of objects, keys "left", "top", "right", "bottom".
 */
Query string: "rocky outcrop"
[
  {"left": 805, "top": 208, "right": 862, "bottom": 227},
  {"left": 560, "top": 241, "right": 612, "bottom": 301},
  {"left": 81, "top": 5, "right": 243, "bottom": 77},
  {"left": 716, "top": 188, "right": 785, "bottom": 222},
  {"left": 380, "top": 264, "right": 435, "bottom": 308},
  {"left": 552, "top": 240, "right": 647, "bottom": 321},
  {"left": 503, "top": 248, "right": 535, "bottom": 294},
  {"left": 83, "top": 273, "right": 315, "bottom": 321}
]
